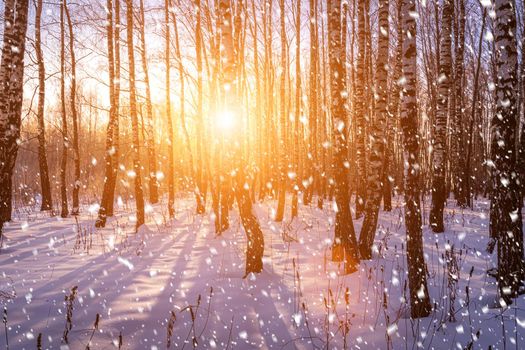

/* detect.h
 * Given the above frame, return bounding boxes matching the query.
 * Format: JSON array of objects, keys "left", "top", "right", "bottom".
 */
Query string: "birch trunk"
[
  {"left": 359, "top": 0, "right": 389, "bottom": 259},
  {"left": 354, "top": 0, "right": 367, "bottom": 218},
  {"left": 304, "top": 0, "right": 318, "bottom": 207},
  {"left": 35, "top": 0, "right": 53, "bottom": 211},
  {"left": 291, "top": 0, "right": 301, "bottom": 219},
  {"left": 59, "top": 1, "right": 69, "bottom": 218},
  {"left": 453, "top": 0, "right": 466, "bottom": 207},
  {"left": 275, "top": 0, "right": 287, "bottom": 222},
  {"left": 384, "top": 0, "right": 404, "bottom": 212},
  {"left": 64, "top": 0, "right": 81, "bottom": 215},
  {"left": 327, "top": 0, "right": 359, "bottom": 273},
  {"left": 126, "top": 0, "right": 145, "bottom": 229},
  {"left": 429, "top": 0, "right": 453, "bottom": 233},
  {"left": 96, "top": 0, "right": 118, "bottom": 228},
  {"left": 165, "top": 0, "right": 175, "bottom": 218},
  {"left": 400, "top": 0, "right": 432, "bottom": 318},
  {"left": 491, "top": 0, "right": 524, "bottom": 302},
  {"left": 0, "top": 0, "right": 30, "bottom": 231},
  {"left": 195, "top": 0, "right": 207, "bottom": 214},
  {"left": 250, "top": 0, "right": 263, "bottom": 204},
  {"left": 138, "top": 0, "right": 159, "bottom": 204},
  {"left": 110, "top": 0, "right": 121, "bottom": 216},
  {"left": 465, "top": 8, "right": 486, "bottom": 209}
]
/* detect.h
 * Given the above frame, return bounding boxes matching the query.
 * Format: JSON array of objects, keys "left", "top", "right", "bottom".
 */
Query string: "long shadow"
[
  {"left": 6, "top": 222, "right": 195, "bottom": 348},
  {"left": 8, "top": 207, "right": 308, "bottom": 349},
  {"left": 23, "top": 227, "right": 184, "bottom": 295},
  {"left": 161, "top": 224, "right": 300, "bottom": 349},
  {"left": 0, "top": 212, "right": 121, "bottom": 264},
  {"left": 250, "top": 274, "right": 301, "bottom": 349},
  {"left": 113, "top": 214, "right": 253, "bottom": 348},
  {"left": 89, "top": 217, "right": 205, "bottom": 349},
  {"left": 0, "top": 223, "right": 77, "bottom": 262}
]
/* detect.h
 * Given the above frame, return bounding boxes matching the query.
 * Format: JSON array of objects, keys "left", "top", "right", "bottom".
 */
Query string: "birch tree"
[
  {"left": 430, "top": 0, "right": 453, "bottom": 233},
  {"left": 359, "top": 0, "right": 389, "bottom": 259},
  {"left": 96, "top": 0, "right": 119, "bottom": 228},
  {"left": 195, "top": 0, "right": 206, "bottom": 214},
  {"left": 34, "top": 0, "right": 53, "bottom": 211},
  {"left": 453, "top": 0, "right": 466, "bottom": 207},
  {"left": 126, "top": 0, "right": 145, "bottom": 229},
  {"left": 491, "top": 0, "right": 524, "bottom": 302},
  {"left": 291, "top": 0, "right": 301, "bottom": 219},
  {"left": 354, "top": 0, "right": 367, "bottom": 218},
  {"left": 138, "top": 0, "right": 159, "bottom": 204},
  {"left": 64, "top": 0, "right": 81, "bottom": 215},
  {"left": 275, "top": 0, "right": 287, "bottom": 222},
  {"left": 384, "top": 0, "right": 404, "bottom": 212},
  {"left": 464, "top": 6, "right": 486, "bottom": 208},
  {"left": 400, "top": 0, "right": 432, "bottom": 318},
  {"left": 165, "top": 0, "right": 175, "bottom": 218},
  {"left": 59, "top": 0, "right": 69, "bottom": 218},
  {"left": 0, "top": 0, "right": 30, "bottom": 232},
  {"left": 328, "top": 0, "right": 359, "bottom": 274},
  {"left": 304, "top": 0, "right": 318, "bottom": 207}
]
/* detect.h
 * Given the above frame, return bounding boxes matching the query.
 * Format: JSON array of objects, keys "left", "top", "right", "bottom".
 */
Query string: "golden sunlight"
[
  {"left": 215, "top": 110, "right": 236, "bottom": 131},
  {"left": 3, "top": 0, "right": 520, "bottom": 348}
]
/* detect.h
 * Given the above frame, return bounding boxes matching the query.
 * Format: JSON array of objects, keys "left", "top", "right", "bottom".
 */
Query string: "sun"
[{"left": 216, "top": 110, "right": 236, "bottom": 131}]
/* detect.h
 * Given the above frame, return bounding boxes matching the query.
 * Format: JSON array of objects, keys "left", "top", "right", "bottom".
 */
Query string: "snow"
[{"left": 0, "top": 195, "right": 524, "bottom": 349}]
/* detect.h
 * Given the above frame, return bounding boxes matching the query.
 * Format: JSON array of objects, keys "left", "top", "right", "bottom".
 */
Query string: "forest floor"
[{"left": 0, "top": 193, "right": 524, "bottom": 349}]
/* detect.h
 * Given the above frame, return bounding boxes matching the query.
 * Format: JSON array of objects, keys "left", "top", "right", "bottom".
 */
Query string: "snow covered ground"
[{"left": 0, "top": 194, "right": 524, "bottom": 349}]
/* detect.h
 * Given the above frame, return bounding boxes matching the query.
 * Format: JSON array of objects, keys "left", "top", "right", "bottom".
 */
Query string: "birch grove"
[{"left": 1, "top": 0, "right": 525, "bottom": 336}]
